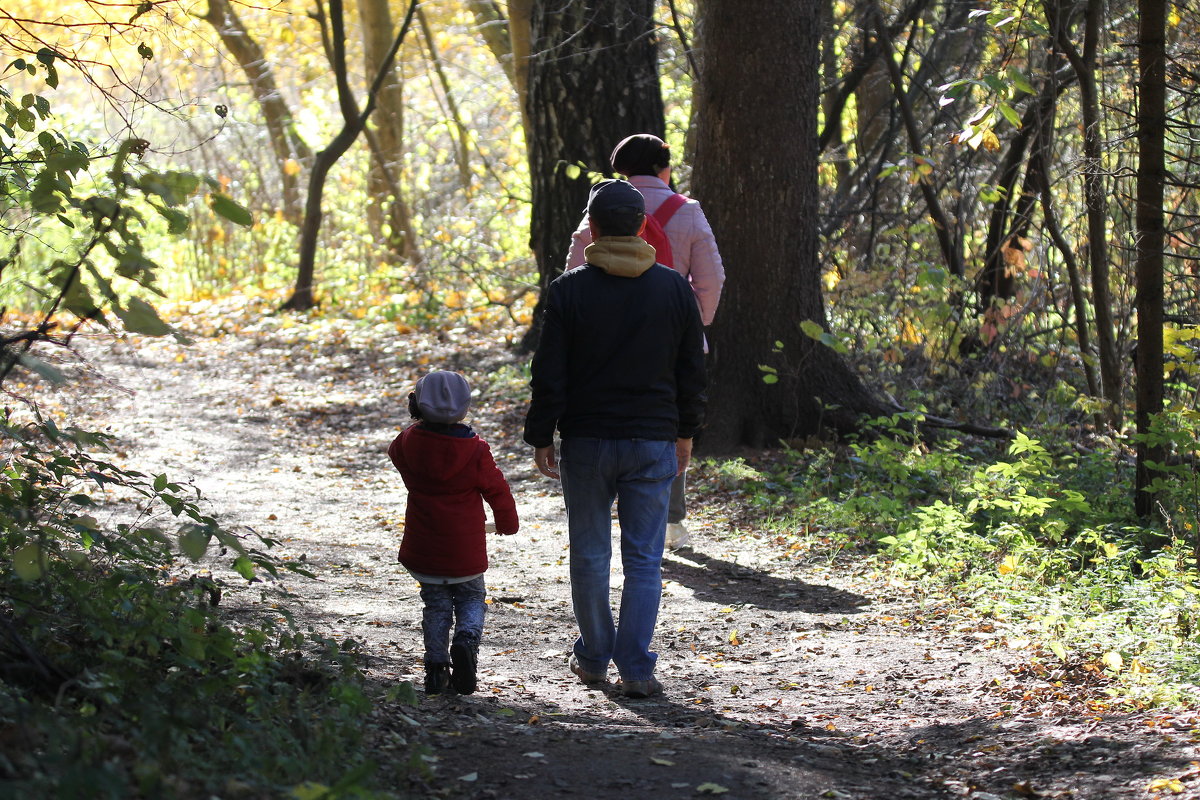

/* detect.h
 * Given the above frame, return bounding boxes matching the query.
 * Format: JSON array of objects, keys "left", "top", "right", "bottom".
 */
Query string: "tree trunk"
[
  {"left": 518, "top": 0, "right": 664, "bottom": 351},
  {"left": 1048, "top": 0, "right": 1122, "bottom": 425},
  {"left": 200, "top": 0, "right": 312, "bottom": 224},
  {"left": 1134, "top": 0, "right": 1166, "bottom": 524},
  {"left": 693, "top": 0, "right": 887, "bottom": 452},
  {"left": 358, "top": 0, "right": 420, "bottom": 264}
]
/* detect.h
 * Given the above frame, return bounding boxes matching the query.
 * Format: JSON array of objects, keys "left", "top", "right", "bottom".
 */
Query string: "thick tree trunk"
[
  {"left": 1134, "top": 0, "right": 1166, "bottom": 524},
  {"left": 519, "top": 0, "right": 664, "bottom": 351},
  {"left": 201, "top": 0, "right": 312, "bottom": 224},
  {"left": 693, "top": 0, "right": 886, "bottom": 452}
]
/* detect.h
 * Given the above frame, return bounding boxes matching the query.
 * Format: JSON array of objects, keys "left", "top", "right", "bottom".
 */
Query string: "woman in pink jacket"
[{"left": 566, "top": 134, "right": 725, "bottom": 549}]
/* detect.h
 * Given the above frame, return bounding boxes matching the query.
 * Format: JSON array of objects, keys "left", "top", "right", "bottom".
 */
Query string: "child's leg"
[
  {"left": 450, "top": 576, "right": 487, "bottom": 650},
  {"left": 419, "top": 582, "right": 454, "bottom": 664},
  {"left": 448, "top": 577, "right": 487, "bottom": 694}
]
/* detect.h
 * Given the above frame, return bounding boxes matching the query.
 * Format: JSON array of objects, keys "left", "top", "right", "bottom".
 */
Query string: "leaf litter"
[{"left": 55, "top": 311, "right": 1200, "bottom": 800}]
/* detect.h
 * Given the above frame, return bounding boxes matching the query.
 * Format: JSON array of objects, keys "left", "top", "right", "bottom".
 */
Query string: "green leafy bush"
[
  {"left": 1, "top": 54, "right": 390, "bottom": 796},
  {"left": 715, "top": 415, "right": 1200, "bottom": 700}
]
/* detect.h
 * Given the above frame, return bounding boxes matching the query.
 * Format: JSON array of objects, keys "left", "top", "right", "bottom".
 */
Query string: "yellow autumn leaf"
[
  {"left": 1101, "top": 651, "right": 1124, "bottom": 672},
  {"left": 998, "top": 554, "right": 1019, "bottom": 576},
  {"left": 697, "top": 783, "right": 730, "bottom": 795},
  {"left": 650, "top": 757, "right": 675, "bottom": 766},
  {"left": 1147, "top": 777, "right": 1184, "bottom": 794}
]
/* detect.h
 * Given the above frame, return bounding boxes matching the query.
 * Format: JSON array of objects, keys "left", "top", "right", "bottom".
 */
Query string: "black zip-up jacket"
[{"left": 523, "top": 236, "right": 707, "bottom": 448}]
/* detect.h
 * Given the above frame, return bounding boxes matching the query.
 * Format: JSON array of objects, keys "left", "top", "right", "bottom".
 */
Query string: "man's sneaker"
[
  {"left": 619, "top": 676, "right": 664, "bottom": 698},
  {"left": 665, "top": 522, "right": 691, "bottom": 549},
  {"left": 450, "top": 642, "right": 478, "bottom": 695},
  {"left": 569, "top": 654, "right": 607, "bottom": 684},
  {"left": 424, "top": 663, "right": 451, "bottom": 695}
]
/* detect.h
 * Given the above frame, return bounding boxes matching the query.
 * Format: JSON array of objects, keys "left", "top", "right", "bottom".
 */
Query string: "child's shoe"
[
  {"left": 424, "top": 663, "right": 451, "bottom": 695},
  {"left": 450, "top": 642, "right": 478, "bottom": 695}
]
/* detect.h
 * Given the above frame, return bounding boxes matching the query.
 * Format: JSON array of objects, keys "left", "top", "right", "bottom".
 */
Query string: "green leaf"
[
  {"left": 140, "top": 170, "right": 200, "bottom": 206},
  {"left": 137, "top": 43, "right": 154, "bottom": 60},
  {"left": 209, "top": 192, "right": 253, "bottom": 226},
  {"left": 178, "top": 524, "right": 210, "bottom": 561},
  {"left": 1007, "top": 67, "right": 1035, "bottom": 95},
  {"left": 385, "top": 680, "right": 419, "bottom": 706},
  {"left": 800, "top": 319, "right": 824, "bottom": 340},
  {"left": 997, "top": 101, "right": 1022, "bottom": 128},
  {"left": 233, "top": 556, "right": 256, "bottom": 580},
  {"left": 152, "top": 204, "right": 190, "bottom": 234},
  {"left": 114, "top": 297, "right": 172, "bottom": 336},
  {"left": 16, "top": 353, "right": 66, "bottom": 385},
  {"left": 14, "top": 543, "right": 43, "bottom": 580}
]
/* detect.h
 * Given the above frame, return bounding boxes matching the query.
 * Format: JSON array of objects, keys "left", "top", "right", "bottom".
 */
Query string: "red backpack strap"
[{"left": 652, "top": 193, "right": 687, "bottom": 227}]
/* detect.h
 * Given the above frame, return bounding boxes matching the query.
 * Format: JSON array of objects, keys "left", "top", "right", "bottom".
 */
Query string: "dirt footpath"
[{"left": 75, "top": 324, "right": 1200, "bottom": 800}]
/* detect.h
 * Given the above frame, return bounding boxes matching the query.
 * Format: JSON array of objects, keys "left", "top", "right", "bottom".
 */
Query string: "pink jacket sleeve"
[{"left": 668, "top": 201, "right": 725, "bottom": 326}]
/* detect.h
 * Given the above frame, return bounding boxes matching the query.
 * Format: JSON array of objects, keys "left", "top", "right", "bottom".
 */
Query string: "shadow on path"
[{"left": 662, "top": 547, "right": 869, "bottom": 614}]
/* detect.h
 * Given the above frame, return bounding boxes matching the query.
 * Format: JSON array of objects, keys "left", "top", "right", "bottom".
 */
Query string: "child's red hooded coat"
[{"left": 389, "top": 425, "right": 519, "bottom": 578}]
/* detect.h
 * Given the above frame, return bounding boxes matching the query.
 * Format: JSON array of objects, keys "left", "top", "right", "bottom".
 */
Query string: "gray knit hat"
[{"left": 414, "top": 371, "right": 471, "bottom": 424}]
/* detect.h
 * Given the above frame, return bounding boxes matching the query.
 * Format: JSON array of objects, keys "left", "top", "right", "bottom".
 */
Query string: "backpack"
[{"left": 640, "top": 193, "right": 687, "bottom": 267}]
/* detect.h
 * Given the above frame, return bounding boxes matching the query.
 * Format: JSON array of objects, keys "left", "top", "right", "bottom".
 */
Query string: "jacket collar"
[{"left": 583, "top": 236, "right": 656, "bottom": 277}]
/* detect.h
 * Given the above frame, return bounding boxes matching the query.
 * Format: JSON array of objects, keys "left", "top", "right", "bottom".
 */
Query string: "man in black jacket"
[{"left": 524, "top": 179, "right": 706, "bottom": 698}]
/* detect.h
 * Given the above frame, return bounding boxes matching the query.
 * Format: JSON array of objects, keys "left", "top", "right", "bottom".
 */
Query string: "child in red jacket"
[{"left": 388, "top": 371, "right": 519, "bottom": 695}]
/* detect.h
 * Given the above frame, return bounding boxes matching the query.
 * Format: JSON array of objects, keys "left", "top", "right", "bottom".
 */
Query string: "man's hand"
[
  {"left": 675, "top": 437, "right": 693, "bottom": 476},
  {"left": 534, "top": 445, "right": 560, "bottom": 480}
]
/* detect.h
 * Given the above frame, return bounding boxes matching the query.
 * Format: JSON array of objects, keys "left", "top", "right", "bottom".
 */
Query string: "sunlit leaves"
[
  {"left": 207, "top": 191, "right": 253, "bottom": 226},
  {"left": 800, "top": 319, "right": 850, "bottom": 355}
]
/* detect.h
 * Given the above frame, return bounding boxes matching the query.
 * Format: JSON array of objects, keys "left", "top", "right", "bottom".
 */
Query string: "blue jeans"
[
  {"left": 560, "top": 437, "right": 675, "bottom": 681},
  {"left": 419, "top": 576, "right": 486, "bottom": 664}
]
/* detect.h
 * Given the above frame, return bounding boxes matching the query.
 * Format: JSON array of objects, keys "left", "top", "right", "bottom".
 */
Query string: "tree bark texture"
[
  {"left": 519, "top": 0, "right": 665, "bottom": 351},
  {"left": 693, "top": 0, "right": 886, "bottom": 452},
  {"left": 1134, "top": 0, "right": 1166, "bottom": 523}
]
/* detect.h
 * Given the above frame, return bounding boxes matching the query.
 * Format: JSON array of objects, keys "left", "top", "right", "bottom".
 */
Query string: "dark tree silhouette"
[{"left": 519, "top": 0, "right": 664, "bottom": 351}]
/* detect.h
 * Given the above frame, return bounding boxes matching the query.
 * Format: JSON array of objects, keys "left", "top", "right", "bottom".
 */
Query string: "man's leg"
[
  {"left": 560, "top": 437, "right": 618, "bottom": 676},
  {"left": 612, "top": 439, "right": 675, "bottom": 682}
]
